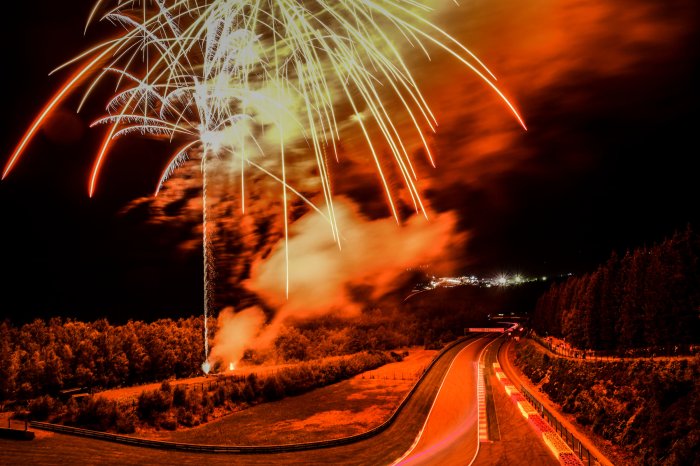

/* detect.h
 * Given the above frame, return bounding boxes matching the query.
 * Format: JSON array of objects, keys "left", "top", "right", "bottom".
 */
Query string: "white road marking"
[
  {"left": 389, "top": 338, "right": 483, "bottom": 466},
  {"left": 467, "top": 337, "right": 500, "bottom": 466}
]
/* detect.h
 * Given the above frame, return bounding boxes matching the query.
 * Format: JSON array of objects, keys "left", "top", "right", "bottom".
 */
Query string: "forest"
[
  {"left": 532, "top": 228, "right": 700, "bottom": 351},
  {"left": 0, "top": 317, "right": 204, "bottom": 401}
]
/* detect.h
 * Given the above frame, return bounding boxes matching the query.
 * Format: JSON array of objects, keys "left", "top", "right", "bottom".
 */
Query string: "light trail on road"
[{"left": 394, "top": 336, "right": 497, "bottom": 466}]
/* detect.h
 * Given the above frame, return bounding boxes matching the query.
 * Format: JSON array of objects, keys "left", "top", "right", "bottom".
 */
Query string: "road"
[
  {"left": 0, "top": 336, "right": 494, "bottom": 466},
  {"left": 393, "top": 338, "right": 491, "bottom": 466}
]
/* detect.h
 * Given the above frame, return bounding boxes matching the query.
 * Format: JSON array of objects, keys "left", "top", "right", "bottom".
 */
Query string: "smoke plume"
[
  {"left": 208, "top": 198, "right": 466, "bottom": 367},
  {"left": 209, "top": 306, "right": 266, "bottom": 369}
]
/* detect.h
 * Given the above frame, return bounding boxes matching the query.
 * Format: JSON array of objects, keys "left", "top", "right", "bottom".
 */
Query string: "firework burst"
[{"left": 3, "top": 0, "right": 525, "bottom": 372}]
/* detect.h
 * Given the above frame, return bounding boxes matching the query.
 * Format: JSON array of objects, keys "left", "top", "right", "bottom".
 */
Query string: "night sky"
[{"left": 1, "top": 0, "right": 698, "bottom": 323}]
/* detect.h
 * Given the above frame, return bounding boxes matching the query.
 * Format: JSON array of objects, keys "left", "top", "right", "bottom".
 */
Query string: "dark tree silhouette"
[{"left": 533, "top": 227, "right": 700, "bottom": 351}]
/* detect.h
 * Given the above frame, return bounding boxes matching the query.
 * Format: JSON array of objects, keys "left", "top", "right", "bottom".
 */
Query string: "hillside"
[{"left": 515, "top": 340, "right": 699, "bottom": 465}]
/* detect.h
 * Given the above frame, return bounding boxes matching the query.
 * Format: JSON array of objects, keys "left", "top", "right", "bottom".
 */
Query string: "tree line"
[
  {"left": 0, "top": 317, "right": 205, "bottom": 401},
  {"left": 532, "top": 227, "right": 700, "bottom": 351},
  {"left": 0, "top": 310, "right": 443, "bottom": 402}
]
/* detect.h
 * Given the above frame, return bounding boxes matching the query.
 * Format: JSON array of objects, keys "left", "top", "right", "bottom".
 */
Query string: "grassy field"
[{"left": 144, "top": 347, "right": 436, "bottom": 445}]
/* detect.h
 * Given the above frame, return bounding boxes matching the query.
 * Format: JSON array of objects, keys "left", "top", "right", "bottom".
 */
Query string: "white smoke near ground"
[
  {"left": 209, "top": 306, "right": 266, "bottom": 369},
  {"left": 208, "top": 198, "right": 466, "bottom": 368}
]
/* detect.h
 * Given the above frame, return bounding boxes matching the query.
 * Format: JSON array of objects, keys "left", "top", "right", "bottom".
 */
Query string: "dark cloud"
[{"left": 414, "top": 0, "right": 700, "bottom": 274}]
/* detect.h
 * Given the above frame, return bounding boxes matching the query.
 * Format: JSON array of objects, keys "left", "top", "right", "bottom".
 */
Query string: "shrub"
[
  {"left": 114, "top": 410, "right": 136, "bottom": 434},
  {"left": 137, "top": 389, "right": 172, "bottom": 424},
  {"left": 160, "top": 415, "right": 177, "bottom": 431},
  {"left": 172, "top": 385, "right": 187, "bottom": 407},
  {"left": 213, "top": 387, "right": 226, "bottom": 406},
  {"left": 72, "top": 396, "right": 132, "bottom": 433},
  {"left": 242, "top": 381, "right": 257, "bottom": 403},
  {"left": 177, "top": 407, "right": 195, "bottom": 427},
  {"left": 27, "top": 395, "right": 57, "bottom": 421},
  {"left": 227, "top": 382, "right": 242, "bottom": 403},
  {"left": 262, "top": 375, "right": 285, "bottom": 401}
]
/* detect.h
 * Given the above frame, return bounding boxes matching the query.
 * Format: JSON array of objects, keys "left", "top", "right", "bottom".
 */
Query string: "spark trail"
[
  {"left": 3, "top": 0, "right": 526, "bottom": 374},
  {"left": 202, "top": 151, "right": 214, "bottom": 373}
]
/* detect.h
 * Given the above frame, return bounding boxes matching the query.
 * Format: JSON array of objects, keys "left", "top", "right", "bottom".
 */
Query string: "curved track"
[
  {"left": 393, "top": 337, "right": 494, "bottom": 466},
  {"left": 0, "top": 336, "right": 492, "bottom": 466}
]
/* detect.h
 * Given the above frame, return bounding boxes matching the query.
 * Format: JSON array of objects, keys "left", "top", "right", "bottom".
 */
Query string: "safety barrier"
[{"left": 520, "top": 385, "right": 601, "bottom": 466}]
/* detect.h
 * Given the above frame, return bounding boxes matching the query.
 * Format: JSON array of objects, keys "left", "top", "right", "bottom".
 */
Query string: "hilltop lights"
[
  {"left": 416, "top": 272, "right": 555, "bottom": 293},
  {"left": 404, "top": 271, "right": 568, "bottom": 300}
]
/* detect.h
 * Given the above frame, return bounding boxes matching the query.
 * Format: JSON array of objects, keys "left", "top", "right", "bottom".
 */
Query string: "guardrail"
[
  {"left": 519, "top": 385, "right": 601, "bottom": 466},
  {"left": 529, "top": 333, "right": 695, "bottom": 361},
  {"left": 31, "top": 336, "right": 475, "bottom": 454}
]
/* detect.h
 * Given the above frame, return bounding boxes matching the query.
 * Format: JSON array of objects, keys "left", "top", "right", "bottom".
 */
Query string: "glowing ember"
[{"left": 229, "top": 362, "right": 235, "bottom": 371}]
